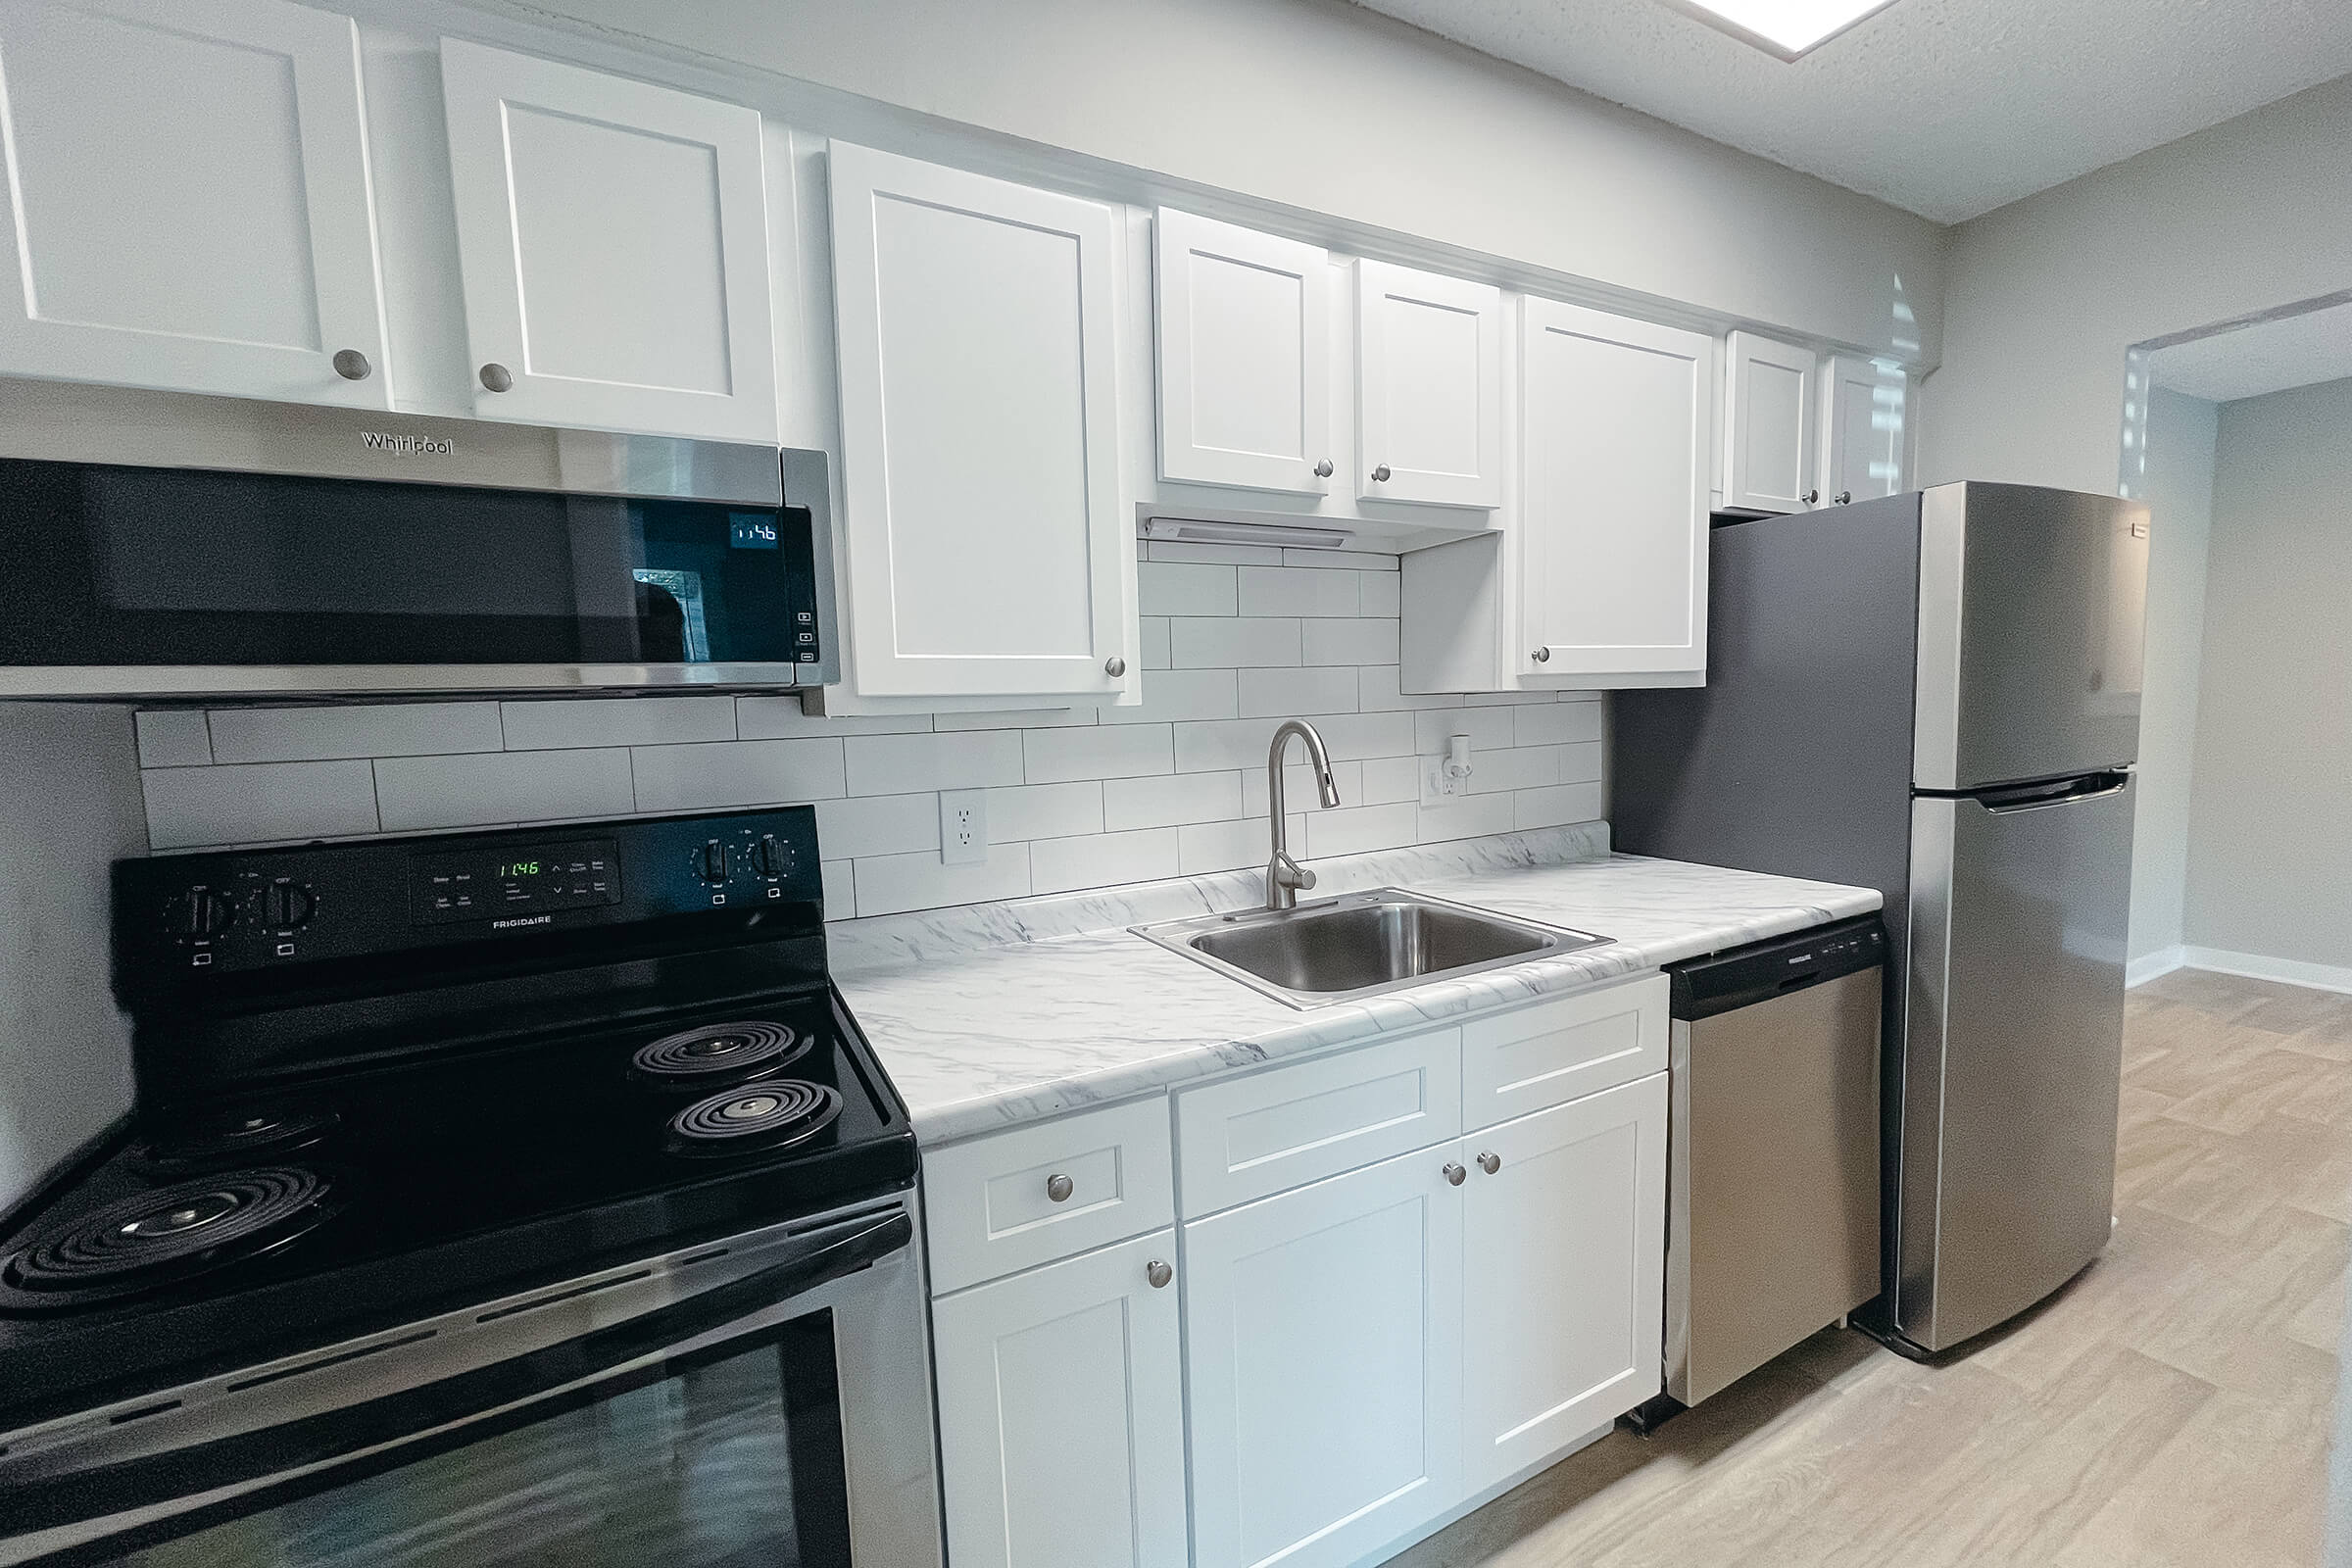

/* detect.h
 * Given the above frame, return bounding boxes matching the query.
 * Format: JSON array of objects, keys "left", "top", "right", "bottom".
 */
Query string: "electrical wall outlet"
[
  {"left": 940, "top": 789, "right": 987, "bottom": 865},
  {"left": 1421, "top": 760, "right": 1469, "bottom": 807}
]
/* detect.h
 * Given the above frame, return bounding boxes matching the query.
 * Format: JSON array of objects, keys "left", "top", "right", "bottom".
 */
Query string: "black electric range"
[{"left": 0, "top": 808, "right": 934, "bottom": 1568}]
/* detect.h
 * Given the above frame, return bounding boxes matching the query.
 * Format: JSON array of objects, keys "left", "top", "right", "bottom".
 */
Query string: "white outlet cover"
[
  {"left": 939, "top": 789, "right": 988, "bottom": 865},
  {"left": 1420, "top": 760, "right": 1470, "bottom": 808}
]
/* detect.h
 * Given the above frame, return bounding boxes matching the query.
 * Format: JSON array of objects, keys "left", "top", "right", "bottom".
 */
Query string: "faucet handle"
[{"left": 1294, "top": 864, "right": 1317, "bottom": 892}]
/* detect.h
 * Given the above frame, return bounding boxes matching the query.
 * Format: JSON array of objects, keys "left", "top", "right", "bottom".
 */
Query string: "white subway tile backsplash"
[
  {"left": 986, "top": 781, "right": 1105, "bottom": 842},
  {"left": 845, "top": 731, "right": 1022, "bottom": 795},
  {"left": 1301, "top": 617, "right": 1399, "bottom": 666},
  {"left": 1512, "top": 701, "right": 1605, "bottom": 747},
  {"left": 1103, "top": 770, "right": 1243, "bottom": 831},
  {"left": 500, "top": 696, "right": 735, "bottom": 752},
  {"left": 1302, "top": 802, "right": 1419, "bottom": 858},
  {"left": 737, "top": 698, "right": 931, "bottom": 739},
  {"left": 1031, "top": 826, "right": 1177, "bottom": 895},
  {"left": 1138, "top": 562, "right": 1238, "bottom": 616},
  {"left": 1559, "top": 741, "right": 1605, "bottom": 783},
  {"left": 821, "top": 859, "right": 855, "bottom": 921},
  {"left": 145, "top": 760, "right": 378, "bottom": 850},
  {"left": 1286, "top": 548, "right": 1397, "bottom": 571},
  {"left": 931, "top": 707, "right": 1095, "bottom": 731},
  {"left": 854, "top": 843, "right": 1031, "bottom": 917},
  {"left": 1467, "top": 745, "right": 1566, "bottom": 795},
  {"left": 1514, "top": 781, "right": 1605, "bottom": 830},
  {"left": 1356, "top": 571, "right": 1401, "bottom": 616},
  {"left": 209, "top": 703, "right": 503, "bottom": 763},
  {"left": 1171, "top": 616, "right": 1298, "bottom": 668},
  {"left": 1241, "top": 565, "right": 1357, "bottom": 617},
  {"left": 1415, "top": 706, "right": 1517, "bottom": 755},
  {"left": 134, "top": 710, "right": 213, "bottom": 769},
  {"left": 1145, "top": 539, "right": 1283, "bottom": 565},
  {"left": 1465, "top": 689, "right": 1559, "bottom": 706},
  {"left": 1139, "top": 617, "right": 1172, "bottom": 670},
  {"left": 1308, "top": 711, "right": 1416, "bottom": 761},
  {"left": 1101, "top": 668, "right": 1238, "bottom": 726},
  {"left": 1417, "top": 792, "right": 1517, "bottom": 844},
  {"left": 634, "top": 739, "right": 848, "bottom": 812},
  {"left": 1023, "top": 723, "right": 1172, "bottom": 784},
  {"left": 1238, "top": 665, "right": 1358, "bottom": 719},
  {"left": 1178, "top": 814, "right": 1296, "bottom": 875},
  {"left": 1359, "top": 664, "right": 1459, "bottom": 711},
  {"left": 815, "top": 792, "right": 940, "bottom": 858},
  {"left": 1358, "top": 755, "right": 1421, "bottom": 806},
  {"left": 375, "top": 749, "right": 634, "bottom": 832}
]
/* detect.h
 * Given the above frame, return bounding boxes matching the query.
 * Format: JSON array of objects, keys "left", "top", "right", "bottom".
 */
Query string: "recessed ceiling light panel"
[{"left": 1657, "top": 0, "right": 1905, "bottom": 60}]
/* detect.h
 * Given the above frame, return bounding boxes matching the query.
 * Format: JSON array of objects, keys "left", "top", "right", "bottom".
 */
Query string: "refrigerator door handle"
[{"left": 1976, "top": 770, "right": 2132, "bottom": 814}]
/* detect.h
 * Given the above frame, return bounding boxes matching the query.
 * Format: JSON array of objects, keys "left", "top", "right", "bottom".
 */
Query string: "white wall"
[
  {"left": 1922, "top": 74, "right": 2352, "bottom": 493},
  {"left": 424, "top": 0, "right": 1943, "bottom": 362},
  {"left": 2180, "top": 376, "right": 2352, "bottom": 978},
  {"left": 0, "top": 705, "right": 145, "bottom": 1213},
  {"left": 2127, "top": 386, "right": 2217, "bottom": 971}
]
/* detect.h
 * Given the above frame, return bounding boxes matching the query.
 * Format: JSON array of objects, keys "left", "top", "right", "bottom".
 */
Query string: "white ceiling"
[
  {"left": 2148, "top": 302, "right": 2352, "bottom": 404},
  {"left": 1345, "top": 0, "right": 2352, "bottom": 222}
]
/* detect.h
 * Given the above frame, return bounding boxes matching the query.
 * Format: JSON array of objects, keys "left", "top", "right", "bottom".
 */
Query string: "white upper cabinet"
[
  {"left": 439, "top": 39, "right": 775, "bottom": 441},
  {"left": 1820, "top": 353, "right": 1906, "bottom": 505},
  {"left": 0, "top": 0, "right": 389, "bottom": 407},
  {"left": 1723, "top": 329, "right": 1819, "bottom": 514},
  {"left": 1519, "top": 299, "right": 1713, "bottom": 684},
  {"left": 1153, "top": 209, "right": 1332, "bottom": 495},
  {"left": 829, "top": 144, "right": 1133, "bottom": 701},
  {"left": 1355, "top": 260, "right": 1504, "bottom": 509}
]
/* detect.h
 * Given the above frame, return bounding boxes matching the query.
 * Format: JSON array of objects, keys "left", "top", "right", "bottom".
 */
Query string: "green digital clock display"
[{"left": 500, "top": 860, "right": 542, "bottom": 878}]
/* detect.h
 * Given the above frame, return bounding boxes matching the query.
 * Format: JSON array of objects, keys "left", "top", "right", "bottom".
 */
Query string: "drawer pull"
[
  {"left": 1477, "top": 1151, "right": 1501, "bottom": 1175},
  {"left": 1443, "top": 1161, "right": 1466, "bottom": 1187},
  {"left": 1145, "top": 1259, "right": 1173, "bottom": 1290},
  {"left": 1044, "top": 1172, "right": 1074, "bottom": 1203}
]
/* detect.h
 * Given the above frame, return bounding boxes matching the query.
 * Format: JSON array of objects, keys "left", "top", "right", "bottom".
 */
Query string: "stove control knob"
[
  {"left": 698, "top": 843, "right": 732, "bottom": 884},
  {"left": 175, "top": 889, "right": 236, "bottom": 938},
  {"left": 752, "top": 835, "right": 791, "bottom": 878},
  {"left": 265, "top": 881, "right": 317, "bottom": 930}
]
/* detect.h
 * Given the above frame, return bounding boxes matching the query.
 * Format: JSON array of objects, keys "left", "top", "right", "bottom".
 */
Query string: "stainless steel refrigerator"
[{"left": 1614, "top": 481, "right": 2149, "bottom": 1355}]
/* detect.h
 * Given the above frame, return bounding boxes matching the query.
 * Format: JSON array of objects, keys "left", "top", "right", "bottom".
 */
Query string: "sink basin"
[{"left": 1133, "top": 888, "right": 1608, "bottom": 1007}]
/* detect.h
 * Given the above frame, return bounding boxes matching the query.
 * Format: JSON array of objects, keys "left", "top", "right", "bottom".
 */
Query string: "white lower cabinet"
[
  {"left": 931, "top": 1230, "right": 1190, "bottom": 1568},
  {"left": 1182, "top": 1147, "right": 1464, "bottom": 1568},
  {"left": 1460, "top": 1073, "right": 1667, "bottom": 1492}
]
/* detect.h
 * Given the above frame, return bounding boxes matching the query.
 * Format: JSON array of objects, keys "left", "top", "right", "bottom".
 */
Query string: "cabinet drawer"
[
  {"left": 924, "top": 1098, "right": 1175, "bottom": 1294},
  {"left": 1461, "top": 973, "right": 1667, "bottom": 1132},
  {"left": 1176, "top": 1027, "right": 1461, "bottom": 1216}
]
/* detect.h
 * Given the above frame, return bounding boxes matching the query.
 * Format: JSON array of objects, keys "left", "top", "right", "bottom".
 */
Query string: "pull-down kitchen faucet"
[{"left": 1265, "top": 719, "right": 1343, "bottom": 911}]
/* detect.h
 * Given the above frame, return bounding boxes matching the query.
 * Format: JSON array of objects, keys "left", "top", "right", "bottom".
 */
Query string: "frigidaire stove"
[{"left": 0, "top": 807, "right": 944, "bottom": 1568}]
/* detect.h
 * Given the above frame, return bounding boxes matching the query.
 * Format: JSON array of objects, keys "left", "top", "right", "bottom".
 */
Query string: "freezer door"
[
  {"left": 1913, "top": 482, "right": 2149, "bottom": 791},
  {"left": 1896, "top": 773, "right": 2132, "bottom": 1351}
]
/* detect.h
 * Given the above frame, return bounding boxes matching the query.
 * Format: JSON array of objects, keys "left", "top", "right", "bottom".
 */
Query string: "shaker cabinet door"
[
  {"left": 1723, "top": 329, "right": 1819, "bottom": 514},
  {"left": 0, "top": 0, "right": 390, "bottom": 407},
  {"left": 1820, "top": 353, "right": 1906, "bottom": 506},
  {"left": 1154, "top": 209, "right": 1333, "bottom": 495},
  {"left": 440, "top": 38, "right": 776, "bottom": 441},
  {"left": 829, "top": 143, "right": 1133, "bottom": 700},
  {"left": 933, "top": 1232, "right": 1191, "bottom": 1568},
  {"left": 1355, "top": 259, "right": 1503, "bottom": 509}
]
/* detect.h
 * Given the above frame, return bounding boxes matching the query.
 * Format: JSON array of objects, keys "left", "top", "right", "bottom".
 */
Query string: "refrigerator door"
[
  {"left": 1896, "top": 771, "right": 2132, "bottom": 1352},
  {"left": 1913, "top": 482, "right": 2150, "bottom": 791}
]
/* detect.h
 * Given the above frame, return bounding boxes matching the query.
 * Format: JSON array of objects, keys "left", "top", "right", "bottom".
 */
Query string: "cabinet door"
[
  {"left": 0, "top": 0, "right": 388, "bottom": 407},
  {"left": 1154, "top": 209, "right": 1332, "bottom": 495},
  {"left": 1461, "top": 1073, "right": 1666, "bottom": 1494},
  {"left": 1184, "top": 1146, "right": 1463, "bottom": 1568},
  {"left": 933, "top": 1232, "right": 1190, "bottom": 1568},
  {"left": 1724, "top": 330, "right": 1819, "bottom": 514},
  {"left": 832, "top": 144, "right": 1133, "bottom": 700},
  {"left": 1355, "top": 260, "right": 1503, "bottom": 509},
  {"left": 1820, "top": 354, "right": 1905, "bottom": 505},
  {"left": 440, "top": 38, "right": 775, "bottom": 441},
  {"left": 1520, "top": 299, "right": 1712, "bottom": 683}
]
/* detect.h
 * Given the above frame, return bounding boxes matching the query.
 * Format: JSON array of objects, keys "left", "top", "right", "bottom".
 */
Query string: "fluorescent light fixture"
[
  {"left": 1658, "top": 0, "right": 1905, "bottom": 60},
  {"left": 1141, "top": 517, "right": 1355, "bottom": 550}
]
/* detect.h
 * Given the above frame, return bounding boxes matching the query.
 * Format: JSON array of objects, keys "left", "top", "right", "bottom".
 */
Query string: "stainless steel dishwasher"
[{"left": 1631, "top": 915, "right": 1885, "bottom": 1428}]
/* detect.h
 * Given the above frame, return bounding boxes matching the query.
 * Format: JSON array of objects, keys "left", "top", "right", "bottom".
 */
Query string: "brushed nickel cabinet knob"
[
  {"left": 1313, "top": 459, "right": 1335, "bottom": 479},
  {"left": 331, "top": 348, "right": 371, "bottom": 380},
  {"left": 1145, "top": 1259, "right": 1173, "bottom": 1290},
  {"left": 1443, "top": 1161, "right": 1465, "bottom": 1187},
  {"left": 1045, "top": 1173, "right": 1074, "bottom": 1203},
  {"left": 1477, "top": 1151, "right": 1500, "bottom": 1175},
  {"left": 1531, "top": 647, "right": 1551, "bottom": 663},
  {"left": 479, "top": 363, "right": 514, "bottom": 393},
  {"left": 1371, "top": 464, "right": 1393, "bottom": 483},
  {"left": 1803, "top": 488, "right": 1821, "bottom": 506},
  {"left": 1104, "top": 656, "right": 1126, "bottom": 678},
  {"left": 1837, "top": 490, "right": 1853, "bottom": 505}
]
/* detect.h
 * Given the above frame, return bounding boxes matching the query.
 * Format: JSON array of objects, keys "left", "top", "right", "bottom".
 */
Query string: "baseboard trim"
[
  {"left": 2126, "top": 947, "right": 2185, "bottom": 989},
  {"left": 2177, "top": 946, "right": 2352, "bottom": 997}
]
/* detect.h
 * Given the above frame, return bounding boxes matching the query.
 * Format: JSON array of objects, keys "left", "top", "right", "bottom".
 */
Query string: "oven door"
[{"left": 0, "top": 1198, "right": 942, "bottom": 1568}]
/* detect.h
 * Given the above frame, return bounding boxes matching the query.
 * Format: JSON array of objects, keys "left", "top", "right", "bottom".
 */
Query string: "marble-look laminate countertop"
[{"left": 827, "top": 826, "right": 1881, "bottom": 1146}]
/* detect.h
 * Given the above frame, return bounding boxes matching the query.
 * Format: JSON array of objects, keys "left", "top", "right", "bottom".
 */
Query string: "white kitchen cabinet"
[
  {"left": 1183, "top": 1145, "right": 1463, "bottom": 1568},
  {"left": 1723, "top": 330, "right": 1819, "bottom": 514},
  {"left": 1355, "top": 260, "right": 1504, "bottom": 509},
  {"left": 439, "top": 38, "right": 776, "bottom": 441},
  {"left": 1819, "top": 353, "right": 1906, "bottom": 505},
  {"left": 1153, "top": 209, "right": 1332, "bottom": 495},
  {"left": 0, "top": 0, "right": 390, "bottom": 408},
  {"left": 933, "top": 1231, "right": 1190, "bottom": 1568},
  {"left": 1460, "top": 1073, "right": 1667, "bottom": 1493},
  {"left": 830, "top": 144, "right": 1135, "bottom": 702}
]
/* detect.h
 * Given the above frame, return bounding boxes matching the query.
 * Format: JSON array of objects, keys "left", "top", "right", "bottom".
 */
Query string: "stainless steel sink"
[{"left": 1133, "top": 888, "right": 1608, "bottom": 1007}]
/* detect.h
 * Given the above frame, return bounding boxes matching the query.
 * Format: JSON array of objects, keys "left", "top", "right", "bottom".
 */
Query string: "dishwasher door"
[{"left": 1665, "top": 924, "right": 1883, "bottom": 1407}]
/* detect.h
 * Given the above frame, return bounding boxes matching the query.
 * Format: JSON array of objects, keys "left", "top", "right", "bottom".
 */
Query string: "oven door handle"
[{"left": 1, "top": 1206, "right": 911, "bottom": 1537}]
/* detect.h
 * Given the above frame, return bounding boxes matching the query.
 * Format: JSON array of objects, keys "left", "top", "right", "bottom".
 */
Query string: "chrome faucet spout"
[{"left": 1265, "top": 719, "right": 1342, "bottom": 911}]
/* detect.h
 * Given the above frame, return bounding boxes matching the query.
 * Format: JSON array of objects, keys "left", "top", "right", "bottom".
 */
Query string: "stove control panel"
[{"left": 115, "top": 807, "right": 825, "bottom": 989}]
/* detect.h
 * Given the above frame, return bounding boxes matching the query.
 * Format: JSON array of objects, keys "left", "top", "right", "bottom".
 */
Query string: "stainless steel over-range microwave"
[{"left": 0, "top": 380, "right": 840, "bottom": 701}]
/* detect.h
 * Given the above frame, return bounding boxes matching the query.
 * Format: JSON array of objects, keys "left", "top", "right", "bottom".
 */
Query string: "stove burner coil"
[
  {"left": 0, "top": 1167, "right": 336, "bottom": 1311},
  {"left": 631, "top": 1020, "right": 805, "bottom": 1084},
  {"left": 134, "top": 1109, "right": 338, "bottom": 1172},
  {"left": 666, "top": 1079, "right": 841, "bottom": 1155}
]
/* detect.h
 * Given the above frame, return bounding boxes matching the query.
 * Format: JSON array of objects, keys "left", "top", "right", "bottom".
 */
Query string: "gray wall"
[
  {"left": 0, "top": 705, "right": 146, "bottom": 1213},
  {"left": 2128, "top": 386, "right": 2218, "bottom": 968},
  {"left": 2180, "top": 376, "right": 2352, "bottom": 973}
]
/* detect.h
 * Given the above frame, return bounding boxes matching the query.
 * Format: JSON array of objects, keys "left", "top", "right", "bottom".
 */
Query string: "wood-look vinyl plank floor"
[{"left": 1386, "top": 968, "right": 2348, "bottom": 1568}]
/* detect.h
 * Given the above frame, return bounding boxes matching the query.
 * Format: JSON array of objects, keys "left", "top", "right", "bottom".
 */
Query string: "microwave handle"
[{"left": 2, "top": 1207, "right": 911, "bottom": 1537}]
